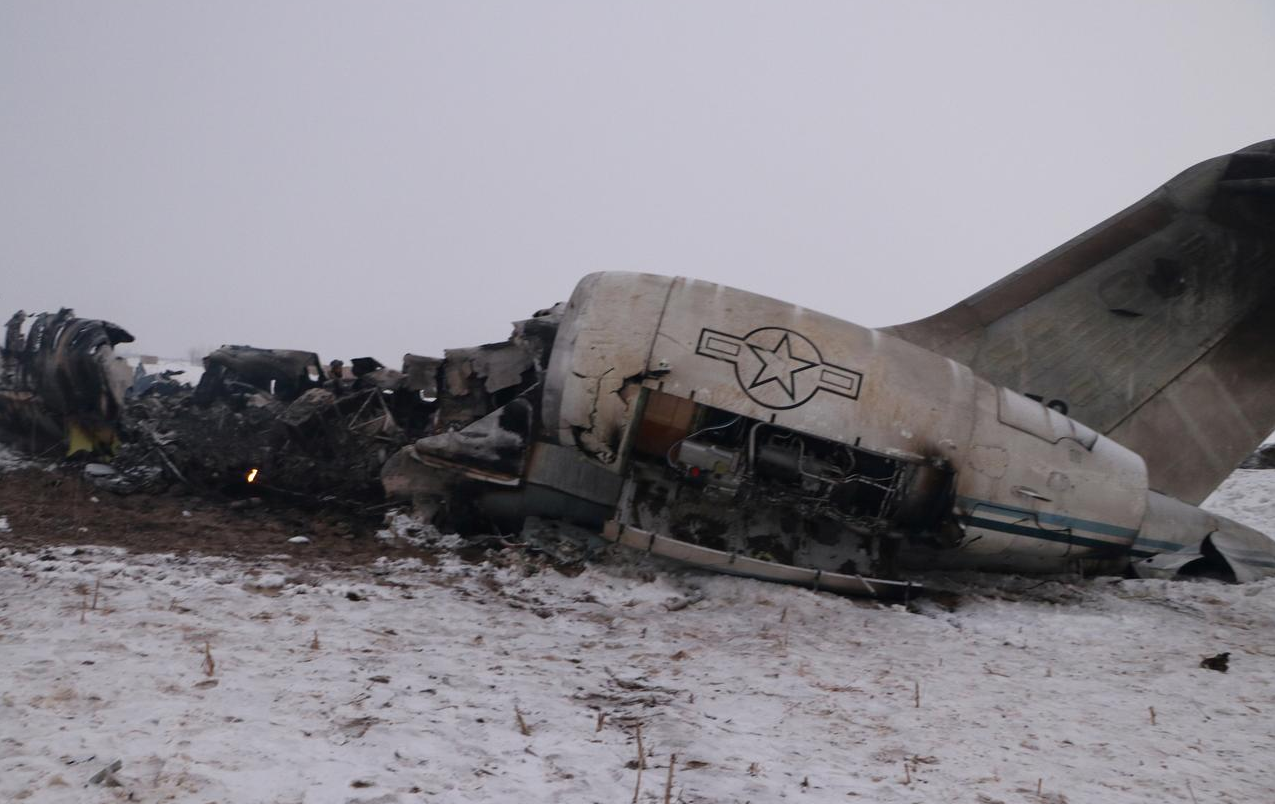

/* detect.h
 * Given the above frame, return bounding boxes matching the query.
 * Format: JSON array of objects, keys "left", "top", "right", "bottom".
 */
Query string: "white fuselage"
[{"left": 539, "top": 272, "right": 1273, "bottom": 577}]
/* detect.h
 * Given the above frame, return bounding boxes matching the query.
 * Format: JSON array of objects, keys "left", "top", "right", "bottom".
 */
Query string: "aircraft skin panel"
[
  {"left": 956, "top": 500, "right": 1140, "bottom": 556},
  {"left": 952, "top": 381, "right": 1146, "bottom": 559},
  {"left": 1107, "top": 305, "right": 1275, "bottom": 503},
  {"left": 885, "top": 139, "right": 1275, "bottom": 504},
  {"left": 645, "top": 275, "right": 978, "bottom": 464}
]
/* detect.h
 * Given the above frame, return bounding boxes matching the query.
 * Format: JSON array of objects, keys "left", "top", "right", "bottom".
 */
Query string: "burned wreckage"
[
  {"left": 1, "top": 309, "right": 135, "bottom": 455},
  {"left": 7, "top": 138, "right": 1275, "bottom": 594}
]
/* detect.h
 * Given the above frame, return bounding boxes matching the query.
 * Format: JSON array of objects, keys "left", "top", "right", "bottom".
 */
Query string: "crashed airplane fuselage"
[
  {"left": 389, "top": 139, "right": 1275, "bottom": 593},
  {"left": 6, "top": 140, "right": 1275, "bottom": 597}
]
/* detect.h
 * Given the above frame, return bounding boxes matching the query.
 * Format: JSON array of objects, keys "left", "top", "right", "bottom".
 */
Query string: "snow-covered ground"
[
  {"left": 0, "top": 444, "right": 33, "bottom": 473},
  {"left": 0, "top": 463, "right": 1273, "bottom": 803},
  {"left": 1203, "top": 468, "right": 1275, "bottom": 535},
  {"left": 3, "top": 527, "right": 1275, "bottom": 803}
]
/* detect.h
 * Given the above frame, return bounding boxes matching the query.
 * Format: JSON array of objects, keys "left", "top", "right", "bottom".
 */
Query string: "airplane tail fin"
[{"left": 886, "top": 139, "right": 1275, "bottom": 504}]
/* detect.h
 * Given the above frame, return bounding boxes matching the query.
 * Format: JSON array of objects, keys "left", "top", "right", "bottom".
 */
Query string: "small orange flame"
[{"left": 246, "top": 468, "right": 259, "bottom": 484}]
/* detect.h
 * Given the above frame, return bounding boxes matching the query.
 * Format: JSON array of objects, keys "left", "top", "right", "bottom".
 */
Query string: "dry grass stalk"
[
  {"left": 631, "top": 723, "right": 645, "bottom": 804},
  {"left": 596, "top": 711, "right": 606, "bottom": 733},
  {"left": 1148, "top": 706, "right": 1156, "bottom": 725},
  {"left": 903, "top": 761, "right": 911, "bottom": 785},
  {"left": 80, "top": 595, "right": 87, "bottom": 624},
  {"left": 779, "top": 606, "right": 788, "bottom": 624},
  {"left": 310, "top": 630, "right": 321, "bottom": 650},
  {"left": 91, "top": 580, "right": 100, "bottom": 611},
  {"left": 1036, "top": 778, "right": 1042, "bottom": 796},
  {"left": 1186, "top": 779, "right": 1199, "bottom": 804},
  {"left": 515, "top": 706, "right": 531, "bottom": 736},
  {"left": 636, "top": 722, "right": 645, "bottom": 770},
  {"left": 202, "top": 642, "right": 215, "bottom": 677},
  {"left": 914, "top": 680, "right": 920, "bottom": 708},
  {"left": 664, "top": 753, "right": 676, "bottom": 804}
]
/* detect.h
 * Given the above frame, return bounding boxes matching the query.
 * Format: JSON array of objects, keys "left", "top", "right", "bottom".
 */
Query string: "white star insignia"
[{"left": 748, "top": 334, "right": 816, "bottom": 399}]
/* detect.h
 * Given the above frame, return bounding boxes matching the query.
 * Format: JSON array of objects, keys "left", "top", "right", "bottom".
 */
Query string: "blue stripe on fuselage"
[
  {"left": 957, "top": 515, "right": 1156, "bottom": 556},
  {"left": 955, "top": 496, "right": 1139, "bottom": 538},
  {"left": 955, "top": 496, "right": 1187, "bottom": 557}
]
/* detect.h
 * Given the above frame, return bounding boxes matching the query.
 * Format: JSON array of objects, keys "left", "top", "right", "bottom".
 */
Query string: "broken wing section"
[{"left": 884, "top": 139, "right": 1275, "bottom": 505}]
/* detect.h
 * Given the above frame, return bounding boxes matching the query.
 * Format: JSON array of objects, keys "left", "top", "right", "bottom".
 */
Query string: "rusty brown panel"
[{"left": 632, "top": 390, "right": 696, "bottom": 458}]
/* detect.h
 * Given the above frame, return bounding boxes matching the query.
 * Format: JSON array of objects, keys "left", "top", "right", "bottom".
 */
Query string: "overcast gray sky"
[{"left": 3, "top": 1, "right": 1274, "bottom": 363}]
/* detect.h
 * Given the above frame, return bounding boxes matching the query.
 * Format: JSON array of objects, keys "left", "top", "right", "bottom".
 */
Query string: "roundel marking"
[{"left": 694, "top": 326, "right": 863, "bottom": 410}]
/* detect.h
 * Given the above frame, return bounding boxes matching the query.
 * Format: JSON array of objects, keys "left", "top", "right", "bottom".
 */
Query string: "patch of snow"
[
  {"left": 0, "top": 516, "right": 9, "bottom": 532},
  {"left": 375, "top": 509, "right": 461, "bottom": 549},
  {"left": 288, "top": 535, "right": 312, "bottom": 545},
  {"left": 125, "top": 356, "right": 205, "bottom": 386},
  {"left": 1203, "top": 468, "right": 1275, "bottom": 534},
  {"left": 0, "top": 443, "right": 32, "bottom": 472},
  {"left": 248, "top": 572, "right": 288, "bottom": 590},
  {"left": 2, "top": 537, "right": 1274, "bottom": 803}
]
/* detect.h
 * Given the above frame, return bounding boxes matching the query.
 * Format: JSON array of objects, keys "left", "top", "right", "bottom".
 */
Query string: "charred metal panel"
[
  {"left": 523, "top": 441, "right": 624, "bottom": 507},
  {"left": 437, "top": 342, "right": 535, "bottom": 428},
  {"left": 2, "top": 311, "right": 26, "bottom": 386},
  {"left": 445, "top": 343, "right": 530, "bottom": 396},
  {"left": 0, "top": 308, "right": 134, "bottom": 453},
  {"left": 381, "top": 308, "right": 562, "bottom": 505},
  {"left": 402, "top": 354, "right": 442, "bottom": 397},
  {"left": 414, "top": 397, "right": 534, "bottom": 481},
  {"left": 196, "top": 346, "right": 324, "bottom": 403},
  {"left": 511, "top": 305, "right": 563, "bottom": 372}
]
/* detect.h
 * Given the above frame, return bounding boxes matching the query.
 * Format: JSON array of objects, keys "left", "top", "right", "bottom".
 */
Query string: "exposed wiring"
[{"left": 667, "top": 416, "right": 742, "bottom": 469}]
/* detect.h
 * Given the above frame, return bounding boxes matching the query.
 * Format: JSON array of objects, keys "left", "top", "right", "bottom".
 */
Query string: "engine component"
[{"left": 674, "top": 439, "right": 739, "bottom": 477}]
